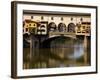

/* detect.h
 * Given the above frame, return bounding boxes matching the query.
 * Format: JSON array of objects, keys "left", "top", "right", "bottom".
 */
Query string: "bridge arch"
[
  {"left": 48, "top": 22, "right": 57, "bottom": 32},
  {"left": 58, "top": 23, "right": 66, "bottom": 32},
  {"left": 41, "top": 35, "right": 76, "bottom": 48},
  {"left": 67, "top": 23, "right": 76, "bottom": 33}
]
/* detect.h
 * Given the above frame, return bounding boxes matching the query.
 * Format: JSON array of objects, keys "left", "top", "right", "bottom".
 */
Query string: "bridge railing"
[
  {"left": 49, "top": 31, "right": 75, "bottom": 35},
  {"left": 49, "top": 31, "right": 90, "bottom": 36}
]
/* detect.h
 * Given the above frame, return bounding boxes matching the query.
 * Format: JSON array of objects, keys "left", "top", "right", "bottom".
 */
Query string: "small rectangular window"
[
  {"left": 41, "top": 16, "right": 44, "bottom": 20},
  {"left": 31, "top": 16, "right": 34, "bottom": 19},
  {"left": 33, "top": 24, "right": 36, "bottom": 27},
  {"left": 71, "top": 17, "right": 73, "bottom": 21},
  {"left": 51, "top": 17, "right": 54, "bottom": 20},
  {"left": 61, "top": 17, "right": 63, "bottom": 21},
  {"left": 29, "top": 24, "right": 31, "bottom": 26},
  {"left": 83, "top": 26, "right": 85, "bottom": 29}
]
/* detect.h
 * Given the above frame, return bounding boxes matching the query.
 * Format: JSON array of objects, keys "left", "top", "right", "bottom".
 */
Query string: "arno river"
[{"left": 23, "top": 36, "right": 90, "bottom": 69}]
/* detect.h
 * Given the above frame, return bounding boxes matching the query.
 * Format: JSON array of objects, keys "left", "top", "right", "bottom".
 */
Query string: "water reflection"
[
  {"left": 23, "top": 36, "right": 90, "bottom": 69},
  {"left": 68, "top": 40, "right": 84, "bottom": 59}
]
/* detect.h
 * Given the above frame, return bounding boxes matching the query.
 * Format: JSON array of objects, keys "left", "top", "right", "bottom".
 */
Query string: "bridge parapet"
[
  {"left": 49, "top": 31, "right": 75, "bottom": 35},
  {"left": 76, "top": 33, "right": 90, "bottom": 36},
  {"left": 49, "top": 31, "right": 76, "bottom": 39}
]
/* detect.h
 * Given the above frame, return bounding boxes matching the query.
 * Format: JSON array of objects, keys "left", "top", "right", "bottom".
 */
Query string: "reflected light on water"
[{"left": 23, "top": 36, "right": 91, "bottom": 69}]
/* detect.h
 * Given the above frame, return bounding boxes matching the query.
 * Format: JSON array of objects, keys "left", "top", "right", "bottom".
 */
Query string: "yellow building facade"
[
  {"left": 23, "top": 14, "right": 91, "bottom": 36},
  {"left": 23, "top": 20, "right": 40, "bottom": 34}
]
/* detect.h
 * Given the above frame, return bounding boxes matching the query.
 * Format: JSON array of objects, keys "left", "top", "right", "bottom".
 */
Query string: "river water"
[{"left": 23, "top": 36, "right": 90, "bottom": 69}]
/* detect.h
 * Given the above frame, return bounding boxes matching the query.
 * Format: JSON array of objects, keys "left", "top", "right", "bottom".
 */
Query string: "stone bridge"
[{"left": 48, "top": 31, "right": 76, "bottom": 39}]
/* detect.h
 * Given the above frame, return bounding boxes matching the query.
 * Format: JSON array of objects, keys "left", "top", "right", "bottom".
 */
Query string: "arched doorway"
[
  {"left": 58, "top": 23, "right": 66, "bottom": 32},
  {"left": 48, "top": 22, "right": 57, "bottom": 32},
  {"left": 67, "top": 23, "right": 76, "bottom": 32}
]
